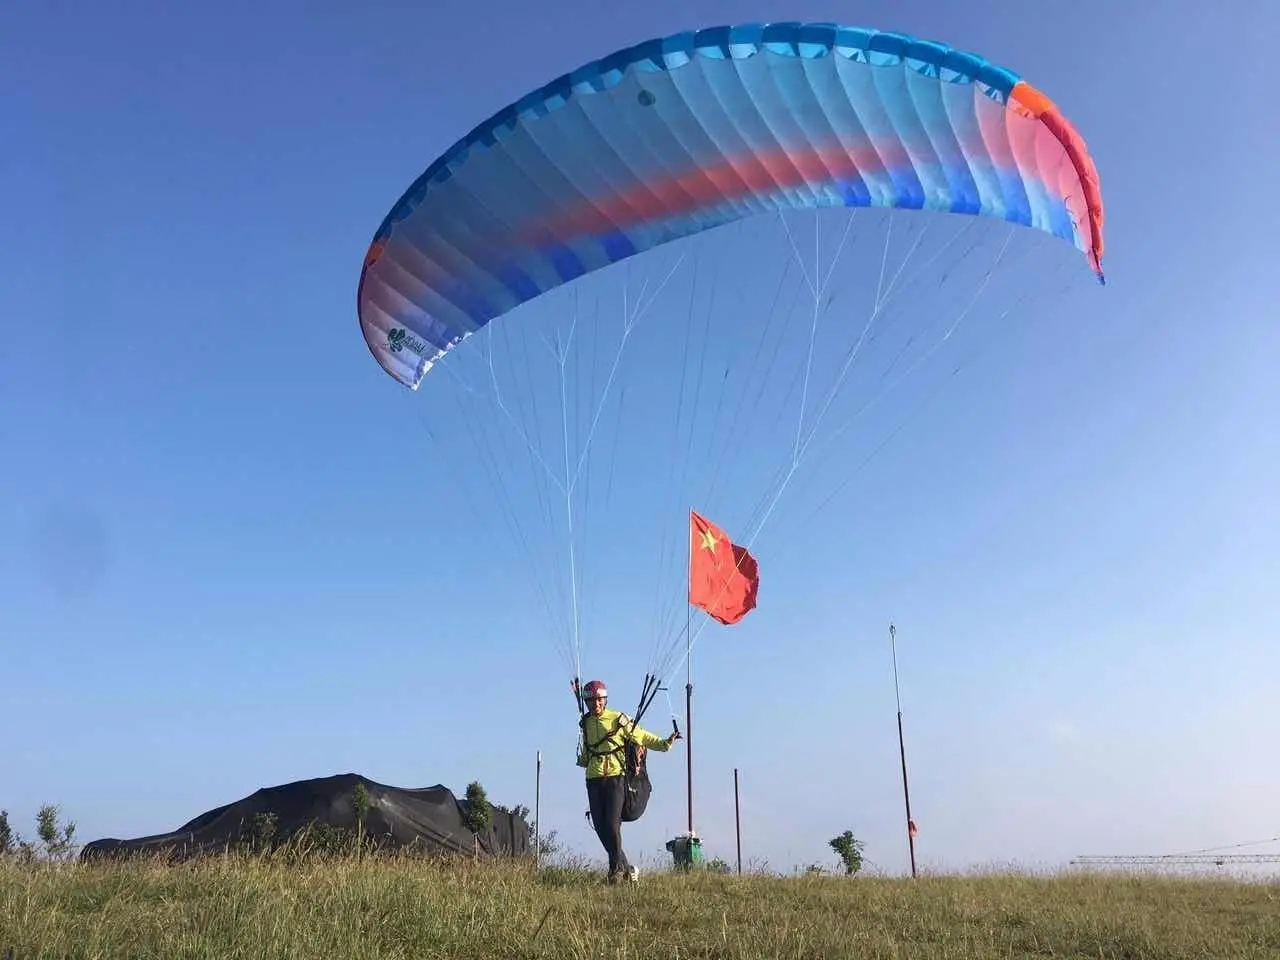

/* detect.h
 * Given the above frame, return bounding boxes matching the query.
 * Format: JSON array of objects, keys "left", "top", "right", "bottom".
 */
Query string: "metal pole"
[
  {"left": 534, "top": 750, "right": 542, "bottom": 870},
  {"left": 685, "top": 679, "right": 694, "bottom": 836},
  {"left": 734, "top": 767, "right": 742, "bottom": 875},
  {"left": 890, "top": 622, "right": 917, "bottom": 879},
  {"left": 686, "top": 509, "right": 695, "bottom": 837}
]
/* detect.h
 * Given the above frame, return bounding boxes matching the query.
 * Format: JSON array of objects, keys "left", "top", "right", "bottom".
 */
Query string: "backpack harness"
[{"left": 580, "top": 712, "right": 652, "bottom": 822}]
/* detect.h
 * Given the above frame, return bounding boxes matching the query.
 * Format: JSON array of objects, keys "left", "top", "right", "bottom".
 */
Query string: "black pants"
[{"left": 586, "top": 775, "right": 629, "bottom": 877}]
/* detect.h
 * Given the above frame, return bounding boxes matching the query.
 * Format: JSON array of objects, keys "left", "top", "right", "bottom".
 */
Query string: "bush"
[{"left": 828, "top": 830, "right": 866, "bottom": 876}]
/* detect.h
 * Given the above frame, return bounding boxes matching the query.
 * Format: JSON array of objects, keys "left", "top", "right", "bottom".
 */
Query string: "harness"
[{"left": 580, "top": 712, "right": 652, "bottom": 822}]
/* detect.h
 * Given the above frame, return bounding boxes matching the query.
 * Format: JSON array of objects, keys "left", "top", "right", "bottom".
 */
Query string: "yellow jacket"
[{"left": 577, "top": 708, "right": 670, "bottom": 779}]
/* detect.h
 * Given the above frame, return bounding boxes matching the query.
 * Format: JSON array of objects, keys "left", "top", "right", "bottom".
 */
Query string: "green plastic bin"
[{"left": 665, "top": 833, "right": 703, "bottom": 869}]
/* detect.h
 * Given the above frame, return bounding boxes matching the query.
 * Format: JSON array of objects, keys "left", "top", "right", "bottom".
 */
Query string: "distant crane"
[
  {"left": 1072, "top": 854, "right": 1280, "bottom": 867},
  {"left": 1073, "top": 834, "right": 1280, "bottom": 869}
]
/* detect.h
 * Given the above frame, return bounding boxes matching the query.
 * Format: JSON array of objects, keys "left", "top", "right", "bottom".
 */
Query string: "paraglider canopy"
[{"left": 357, "top": 21, "right": 1104, "bottom": 391}]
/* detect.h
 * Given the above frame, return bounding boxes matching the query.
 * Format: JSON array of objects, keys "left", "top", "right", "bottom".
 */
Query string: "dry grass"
[{"left": 2, "top": 850, "right": 1277, "bottom": 959}]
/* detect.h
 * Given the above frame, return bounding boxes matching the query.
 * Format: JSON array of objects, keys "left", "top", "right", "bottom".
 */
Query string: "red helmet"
[{"left": 582, "top": 679, "right": 608, "bottom": 701}]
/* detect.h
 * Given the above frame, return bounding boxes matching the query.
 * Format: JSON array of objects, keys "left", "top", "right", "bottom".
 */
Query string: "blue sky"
[{"left": 3, "top": 0, "right": 1278, "bottom": 877}]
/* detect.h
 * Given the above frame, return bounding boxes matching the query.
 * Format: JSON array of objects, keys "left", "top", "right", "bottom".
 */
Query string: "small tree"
[
  {"left": 352, "top": 783, "right": 371, "bottom": 850},
  {"left": 248, "top": 812, "right": 278, "bottom": 853},
  {"left": 463, "top": 782, "right": 492, "bottom": 857},
  {"left": 828, "top": 830, "right": 866, "bottom": 876},
  {"left": 0, "top": 810, "right": 12, "bottom": 855},
  {"left": 36, "top": 804, "right": 77, "bottom": 861},
  {"left": 536, "top": 827, "right": 561, "bottom": 861},
  {"left": 463, "top": 782, "right": 492, "bottom": 833}
]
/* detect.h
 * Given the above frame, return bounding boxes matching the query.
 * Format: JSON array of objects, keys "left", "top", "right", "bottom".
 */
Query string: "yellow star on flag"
[{"left": 699, "top": 528, "right": 718, "bottom": 552}]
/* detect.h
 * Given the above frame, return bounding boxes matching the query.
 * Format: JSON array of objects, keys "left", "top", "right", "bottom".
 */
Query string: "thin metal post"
[
  {"left": 534, "top": 750, "right": 542, "bottom": 870},
  {"left": 734, "top": 767, "right": 742, "bottom": 875},
  {"left": 890, "top": 622, "right": 917, "bottom": 879}
]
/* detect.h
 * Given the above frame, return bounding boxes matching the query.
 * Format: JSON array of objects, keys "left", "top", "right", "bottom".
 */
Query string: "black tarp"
[{"left": 80, "top": 772, "right": 531, "bottom": 861}]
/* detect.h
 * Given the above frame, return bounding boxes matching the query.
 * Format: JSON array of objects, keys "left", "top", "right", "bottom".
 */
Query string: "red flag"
[{"left": 688, "top": 510, "right": 759, "bottom": 625}]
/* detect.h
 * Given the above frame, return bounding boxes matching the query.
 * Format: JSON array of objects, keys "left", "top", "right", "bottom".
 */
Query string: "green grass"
[{"left": 2, "top": 851, "right": 1277, "bottom": 959}]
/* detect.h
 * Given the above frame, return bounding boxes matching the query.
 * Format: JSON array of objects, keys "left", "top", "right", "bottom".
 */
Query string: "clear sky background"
[{"left": 3, "top": 0, "right": 1278, "bottom": 877}]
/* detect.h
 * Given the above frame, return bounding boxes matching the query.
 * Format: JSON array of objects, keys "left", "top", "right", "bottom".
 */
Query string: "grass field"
[{"left": 3, "top": 849, "right": 1278, "bottom": 960}]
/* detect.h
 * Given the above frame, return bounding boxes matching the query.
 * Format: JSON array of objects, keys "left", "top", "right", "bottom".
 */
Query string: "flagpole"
[
  {"left": 889, "top": 621, "right": 917, "bottom": 879},
  {"left": 534, "top": 750, "right": 542, "bottom": 871},
  {"left": 686, "top": 508, "right": 695, "bottom": 838}
]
